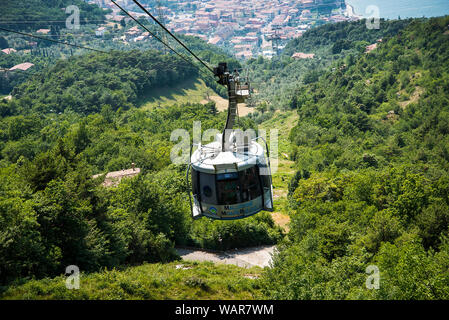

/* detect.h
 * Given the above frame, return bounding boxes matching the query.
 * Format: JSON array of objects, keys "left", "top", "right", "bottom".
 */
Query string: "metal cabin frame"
[{"left": 186, "top": 136, "right": 274, "bottom": 220}]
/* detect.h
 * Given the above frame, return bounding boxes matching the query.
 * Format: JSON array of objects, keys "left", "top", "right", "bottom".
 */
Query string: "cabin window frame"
[{"left": 192, "top": 166, "right": 265, "bottom": 208}]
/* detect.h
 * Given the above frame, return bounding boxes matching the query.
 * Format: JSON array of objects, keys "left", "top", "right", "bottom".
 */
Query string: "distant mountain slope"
[
  {"left": 283, "top": 19, "right": 414, "bottom": 56},
  {"left": 247, "top": 19, "right": 414, "bottom": 113},
  {"left": 263, "top": 15, "right": 449, "bottom": 300},
  {"left": 10, "top": 50, "right": 197, "bottom": 115},
  {"left": 289, "top": 16, "right": 449, "bottom": 172}
]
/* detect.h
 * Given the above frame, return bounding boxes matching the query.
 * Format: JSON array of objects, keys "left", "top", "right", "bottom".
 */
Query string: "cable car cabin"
[
  {"left": 188, "top": 63, "right": 272, "bottom": 220},
  {"left": 188, "top": 134, "right": 274, "bottom": 220}
]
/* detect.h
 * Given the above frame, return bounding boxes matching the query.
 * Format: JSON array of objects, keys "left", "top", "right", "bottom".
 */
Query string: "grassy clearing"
[
  {"left": 139, "top": 78, "right": 217, "bottom": 110},
  {"left": 1, "top": 261, "right": 265, "bottom": 300},
  {"left": 138, "top": 77, "right": 256, "bottom": 116},
  {"left": 259, "top": 110, "right": 298, "bottom": 155}
]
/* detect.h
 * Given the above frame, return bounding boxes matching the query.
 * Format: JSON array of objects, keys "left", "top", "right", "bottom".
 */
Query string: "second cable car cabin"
[{"left": 187, "top": 63, "right": 274, "bottom": 220}]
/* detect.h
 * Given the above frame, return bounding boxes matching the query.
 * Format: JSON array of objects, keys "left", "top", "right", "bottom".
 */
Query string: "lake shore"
[
  {"left": 344, "top": 0, "right": 449, "bottom": 19},
  {"left": 345, "top": 2, "right": 363, "bottom": 19}
]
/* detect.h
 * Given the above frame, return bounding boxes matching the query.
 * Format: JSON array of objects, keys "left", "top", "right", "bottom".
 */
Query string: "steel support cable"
[
  {"left": 0, "top": 20, "right": 107, "bottom": 24},
  {"left": 130, "top": 0, "right": 215, "bottom": 75},
  {"left": 110, "top": 0, "right": 210, "bottom": 78},
  {"left": 0, "top": 27, "right": 107, "bottom": 53}
]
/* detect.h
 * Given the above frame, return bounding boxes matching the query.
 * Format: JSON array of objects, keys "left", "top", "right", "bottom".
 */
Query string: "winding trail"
[{"left": 176, "top": 245, "right": 276, "bottom": 268}]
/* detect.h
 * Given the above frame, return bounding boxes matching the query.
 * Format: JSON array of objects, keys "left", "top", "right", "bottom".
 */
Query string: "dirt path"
[
  {"left": 176, "top": 245, "right": 275, "bottom": 268},
  {"left": 398, "top": 86, "right": 424, "bottom": 109},
  {"left": 258, "top": 111, "right": 299, "bottom": 232},
  {"left": 271, "top": 212, "right": 291, "bottom": 232}
]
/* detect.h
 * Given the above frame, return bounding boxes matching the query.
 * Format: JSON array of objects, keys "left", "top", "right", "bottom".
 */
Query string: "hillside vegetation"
[
  {"left": 2, "top": 261, "right": 264, "bottom": 300},
  {"left": 0, "top": 0, "right": 107, "bottom": 31},
  {"left": 263, "top": 16, "right": 449, "bottom": 300},
  {"left": 1, "top": 14, "right": 449, "bottom": 301},
  {"left": 247, "top": 19, "right": 414, "bottom": 123},
  {"left": 10, "top": 50, "right": 197, "bottom": 115},
  {"left": 0, "top": 50, "right": 283, "bottom": 286}
]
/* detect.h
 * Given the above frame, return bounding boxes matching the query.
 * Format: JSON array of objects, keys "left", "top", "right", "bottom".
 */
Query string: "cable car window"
[
  {"left": 203, "top": 186, "right": 212, "bottom": 198},
  {"left": 240, "top": 166, "right": 262, "bottom": 202},
  {"left": 199, "top": 172, "right": 217, "bottom": 204},
  {"left": 217, "top": 174, "right": 240, "bottom": 205},
  {"left": 217, "top": 172, "right": 239, "bottom": 181},
  {"left": 260, "top": 169, "right": 271, "bottom": 191},
  {"left": 261, "top": 171, "right": 273, "bottom": 210}
]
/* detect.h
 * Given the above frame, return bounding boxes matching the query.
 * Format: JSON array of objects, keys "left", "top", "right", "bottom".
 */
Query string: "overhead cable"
[{"left": 0, "top": 27, "right": 107, "bottom": 53}]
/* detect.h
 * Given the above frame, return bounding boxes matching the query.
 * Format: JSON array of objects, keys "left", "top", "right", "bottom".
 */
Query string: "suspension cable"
[
  {"left": 130, "top": 0, "right": 215, "bottom": 75},
  {"left": 0, "top": 27, "right": 107, "bottom": 53},
  {"left": 110, "top": 0, "right": 210, "bottom": 78},
  {"left": 0, "top": 19, "right": 106, "bottom": 24}
]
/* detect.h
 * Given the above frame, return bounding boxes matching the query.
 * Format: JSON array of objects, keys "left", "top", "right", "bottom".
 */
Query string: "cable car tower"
[
  {"left": 156, "top": 0, "right": 168, "bottom": 54},
  {"left": 187, "top": 63, "right": 274, "bottom": 220},
  {"left": 268, "top": 25, "right": 282, "bottom": 56}
]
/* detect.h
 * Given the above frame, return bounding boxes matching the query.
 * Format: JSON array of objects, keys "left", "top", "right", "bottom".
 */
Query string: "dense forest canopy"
[
  {"left": 0, "top": 46, "right": 282, "bottom": 285},
  {"left": 0, "top": 5, "right": 449, "bottom": 301},
  {"left": 246, "top": 19, "right": 415, "bottom": 123},
  {"left": 10, "top": 50, "right": 197, "bottom": 114},
  {"left": 263, "top": 16, "right": 449, "bottom": 299}
]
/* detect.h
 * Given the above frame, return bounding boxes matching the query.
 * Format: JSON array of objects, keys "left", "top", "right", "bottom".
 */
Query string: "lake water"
[{"left": 345, "top": 0, "right": 449, "bottom": 19}]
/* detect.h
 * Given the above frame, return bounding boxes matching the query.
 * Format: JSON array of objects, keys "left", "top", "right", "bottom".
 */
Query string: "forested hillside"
[
  {"left": 0, "top": 54, "right": 51, "bottom": 94},
  {"left": 10, "top": 50, "right": 197, "bottom": 114},
  {"left": 247, "top": 19, "right": 414, "bottom": 124},
  {"left": 2, "top": 11, "right": 449, "bottom": 301},
  {"left": 282, "top": 18, "right": 413, "bottom": 55},
  {"left": 0, "top": 50, "right": 283, "bottom": 285},
  {"left": 263, "top": 16, "right": 449, "bottom": 299}
]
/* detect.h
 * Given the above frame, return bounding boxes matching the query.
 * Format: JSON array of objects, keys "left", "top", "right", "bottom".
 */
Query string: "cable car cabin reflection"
[
  {"left": 189, "top": 138, "right": 274, "bottom": 220},
  {"left": 216, "top": 168, "right": 261, "bottom": 205}
]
